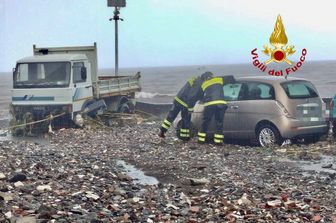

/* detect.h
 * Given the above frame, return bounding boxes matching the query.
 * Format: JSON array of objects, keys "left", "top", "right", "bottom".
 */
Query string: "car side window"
[
  {"left": 243, "top": 82, "right": 275, "bottom": 100},
  {"left": 223, "top": 83, "right": 243, "bottom": 101}
]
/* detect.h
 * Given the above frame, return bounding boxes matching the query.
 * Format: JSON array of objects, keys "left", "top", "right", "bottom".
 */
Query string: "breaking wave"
[{"left": 136, "top": 92, "right": 175, "bottom": 99}]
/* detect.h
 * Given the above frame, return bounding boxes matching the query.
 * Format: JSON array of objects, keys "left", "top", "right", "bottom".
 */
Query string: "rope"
[
  {"left": 134, "top": 109, "right": 159, "bottom": 118},
  {"left": 9, "top": 112, "right": 67, "bottom": 129}
]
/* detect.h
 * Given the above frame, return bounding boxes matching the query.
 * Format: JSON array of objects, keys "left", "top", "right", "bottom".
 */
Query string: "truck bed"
[{"left": 95, "top": 75, "right": 141, "bottom": 98}]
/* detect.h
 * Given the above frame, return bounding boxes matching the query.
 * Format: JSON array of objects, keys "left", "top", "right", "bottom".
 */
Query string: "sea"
[{"left": 1, "top": 61, "right": 335, "bottom": 118}]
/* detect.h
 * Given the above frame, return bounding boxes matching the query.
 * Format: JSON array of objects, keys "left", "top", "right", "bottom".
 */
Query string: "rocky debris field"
[{"left": 0, "top": 120, "right": 336, "bottom": 222}]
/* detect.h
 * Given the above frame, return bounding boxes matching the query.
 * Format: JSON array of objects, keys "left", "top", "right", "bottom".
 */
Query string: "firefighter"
[
  {"left": 158, "top": 72, "right": 214, "bottom": 140},
  {"left": 198, "top": 75, "right": 235, "bottom": 145}
]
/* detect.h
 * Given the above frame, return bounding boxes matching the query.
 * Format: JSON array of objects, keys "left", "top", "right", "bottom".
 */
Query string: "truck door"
[{"left": 72, "top": 62, "right": 93, "bottom": 112}]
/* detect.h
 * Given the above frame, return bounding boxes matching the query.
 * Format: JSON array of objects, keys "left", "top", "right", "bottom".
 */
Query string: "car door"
[
  {"left": 72, "top": 62, "right": 93, "bottom": 111},
  {"left": 221, "top": 82, "right": 244, "bottom": 138},
  {"left": 233, "top": 81, "right": 276, "bottom": 138}
]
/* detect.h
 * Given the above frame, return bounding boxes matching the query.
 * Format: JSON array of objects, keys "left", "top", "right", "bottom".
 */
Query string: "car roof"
[{"left": 236, "top": 76, "right": 308, "bottom": 84}]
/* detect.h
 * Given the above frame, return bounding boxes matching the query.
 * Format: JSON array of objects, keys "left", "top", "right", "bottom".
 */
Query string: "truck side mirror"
[
  {"left": 81, "top": 67, "right": 87, "bottom": 81},
  {"left": 12, "top": 67, "right": 17, "bottom": 81}
]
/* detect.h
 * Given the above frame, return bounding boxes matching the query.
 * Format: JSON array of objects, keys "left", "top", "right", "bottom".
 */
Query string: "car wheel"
[{"left": 257, "top": 124, "right": 282, "bottom": 147}]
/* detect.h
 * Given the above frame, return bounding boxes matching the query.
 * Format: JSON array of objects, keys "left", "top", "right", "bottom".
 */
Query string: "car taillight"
[{"left": 276, "top": 100, "right": 292, "bottom": 118}]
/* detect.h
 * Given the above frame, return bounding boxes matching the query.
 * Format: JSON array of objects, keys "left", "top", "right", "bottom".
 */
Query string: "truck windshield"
[{"left": 14, "top": 62, "right": 71, "bottom": 88}]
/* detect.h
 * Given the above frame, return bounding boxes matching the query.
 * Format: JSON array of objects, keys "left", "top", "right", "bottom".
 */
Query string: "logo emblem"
[
  {"left": 262, "top": 15, "right": 295, "bottom": 65},
  {"left": 251, "top": 15, "right": 307, "bottom": 77}
]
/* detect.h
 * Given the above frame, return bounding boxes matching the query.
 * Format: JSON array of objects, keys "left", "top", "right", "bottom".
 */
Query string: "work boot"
[
  {"left": 180, "top": 137, "right": 190, "bottom": 142},
  {"left": 158, "top": 130, "right": 165, "bottom": 138}
]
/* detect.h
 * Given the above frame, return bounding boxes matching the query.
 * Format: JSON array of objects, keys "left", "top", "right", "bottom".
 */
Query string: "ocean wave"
[{"left": 136, "top": 92, "right": 175, "bottom": 99}]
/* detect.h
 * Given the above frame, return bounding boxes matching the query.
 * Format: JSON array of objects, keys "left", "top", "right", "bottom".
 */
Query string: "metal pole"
[{"left": 114, "top": 7, "right": 119, "bottom": 76}]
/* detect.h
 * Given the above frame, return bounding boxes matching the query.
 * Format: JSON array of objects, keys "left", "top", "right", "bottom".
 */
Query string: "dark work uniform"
[
  {"left": 198, "top": 77, "right": 227, "bottom": 144},
  {"left": 160, "top": 76, "right": 204, "bottom": 140}
]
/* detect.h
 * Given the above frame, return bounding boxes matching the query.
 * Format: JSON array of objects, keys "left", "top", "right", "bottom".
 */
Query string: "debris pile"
[{"left": 0, "top": 122, "right": 335, "bottom": 222}]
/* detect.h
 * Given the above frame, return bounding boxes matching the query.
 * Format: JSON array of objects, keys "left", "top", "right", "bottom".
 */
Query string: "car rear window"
[{"left": 281, "top": 81, "right": 318, "bottom": 99}]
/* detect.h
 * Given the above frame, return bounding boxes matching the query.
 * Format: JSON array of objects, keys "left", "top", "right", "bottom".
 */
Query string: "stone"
[
  {"left": 4, "top": 211, "right": 12, "bottom": 219},
  {"left": 189, "top": 178, "right": 210, "bottom": 186},
  {"left": 117, "top": 173, "right": 133, "bottom": 181},
  {"left": 16, "top": 216, "right": 37, "bottom": 223},
  {"left": 200, "top": 189, "right": 209, "bottom": 193},
  {"left": 0, "top": 172, "right": 6, "bottom": 180},
  {"left": 14, "top": 181, "right": 24, "bottom": 188},
  {"left": 166, "top": 203, "right": 179, "bottom": 210},
  {"left": 86, "top": 192, "right": 100, "bottom": 200},
  {"left": 322, "top": 163, "right": 332, "bottom": 168},
  {"left": 0, "top": 192, "right": 14, "bottom": 201},
  {"left": 9, "top": 173, "right": 27, "bottom": 182},
  {"left": 37, "top": 185, "right": 52, "bottom": 192},
  {"left": 267, "top": 200, "right": 282, "bottom": 207},
  {"left": 189, "top": 206, "right": 200, "bottom": 213},
  {"left": 312, "top": 215, "right": 321, "bottom": 222},
  {"left": 238, "top": 193, "right": 252, "bottom": 205}
]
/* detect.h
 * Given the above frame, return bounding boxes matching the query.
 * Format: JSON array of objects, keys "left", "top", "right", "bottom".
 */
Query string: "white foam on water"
[{"left": 136, "top": 92, "right": 174, "bottom": 99}]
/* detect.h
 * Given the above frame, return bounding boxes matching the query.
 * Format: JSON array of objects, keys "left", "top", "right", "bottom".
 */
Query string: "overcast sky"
[{"left": 1, "top": 0, "right": 336, "bottom": 71}]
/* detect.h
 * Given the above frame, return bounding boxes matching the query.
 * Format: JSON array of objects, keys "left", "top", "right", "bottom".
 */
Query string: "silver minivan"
[{"left": 178, "top": 76, "right": 329, "bottom": 147}]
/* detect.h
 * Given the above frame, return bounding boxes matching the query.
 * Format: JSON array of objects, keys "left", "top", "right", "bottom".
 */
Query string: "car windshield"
[
  {"left": 281, "top": 80, "right": 318, "bottom": 99},
  {"left": 14, "top": 62, "right": 71, "bottom": 88}
]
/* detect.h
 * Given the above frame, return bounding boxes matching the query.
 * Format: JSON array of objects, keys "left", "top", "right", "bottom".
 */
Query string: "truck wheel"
[
  {"left": 118, "top": 101, "right": 135, "bottom": 113},
  {"left": 257, "top": 124, "right": 282, "bottom": 147},
  {"left": 119, "top": 103, "right": 130, "bottom": 113}
]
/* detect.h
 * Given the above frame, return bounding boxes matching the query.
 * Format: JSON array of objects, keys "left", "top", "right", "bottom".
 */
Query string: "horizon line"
[{"left": 1, "top": 59, "right": 335, "bottom": 73}]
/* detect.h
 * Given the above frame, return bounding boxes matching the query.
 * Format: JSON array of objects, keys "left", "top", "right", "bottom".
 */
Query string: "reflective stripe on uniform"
[
  {"left": 198, "top": 132, "right": 206, "bottom": 137},
  {"left": 203, "top": 100, "right": 227, "bottom": 107},
  {"left": 175, "top": 97, "right": 188, "bottom": 108},
  {"left": 214, "top": 138, "right": 223, "bottom": 144},
  {"left": 180, "top": 133, "right": 190, "bottom": 138},
  {"left": 180, "top": 129, "right": 190, "bottom": 133},
  {"left": 198, "top": 137, "right": 206, "bottom": 142},
  {"left": 188, "top": 76, "right": 197, "bottom": 86},
  {"left": 161, "top": 123, "right": 170, "bottom": 130},
  {"left": 188, "top": 107, "right": 194, "bottom": 112},
  {"left": 214, "top": 134, "right": 224, "bottom": 139},
  {"left": 198, "top": 132, "right": 206, "bottom": 142},
  {"left": 164, "top": 119, "right": 171, "bottom": 126},
  {"left": 201, "top": 77, "right": 223, "bottom": 91}
]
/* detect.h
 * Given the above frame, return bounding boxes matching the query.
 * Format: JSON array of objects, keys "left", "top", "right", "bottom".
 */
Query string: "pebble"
[
  {"left": 9, "top": 173, "right": 27, "bottom": 183},
  {"left": 0, "top": 172, "right": 6, "bottom": 180},
  {"left": 0, "top": 192, "right": 14, "bottom": 201},
  {"left": 37, "top": 185, "right": 52, "bottom": 192},
  {"left": 322, "top": 163, "right": 333, "bottom": 168},
  {"left": 86, "top": 192, "right": 100, "bottom": 200},
  {"left": 16, "top": 216, "right": 37, "bottom": 223},
  {"left": 189, "top": 178, "right": 210, "bottom": 186},
  {"left": 14, "top": 181, "right": 24, "bottom": 188}
]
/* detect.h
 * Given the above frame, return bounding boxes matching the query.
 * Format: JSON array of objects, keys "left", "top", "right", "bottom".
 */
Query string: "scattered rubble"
[{"left": 0, "top": 121, "right": 335, "bottom": 222}]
